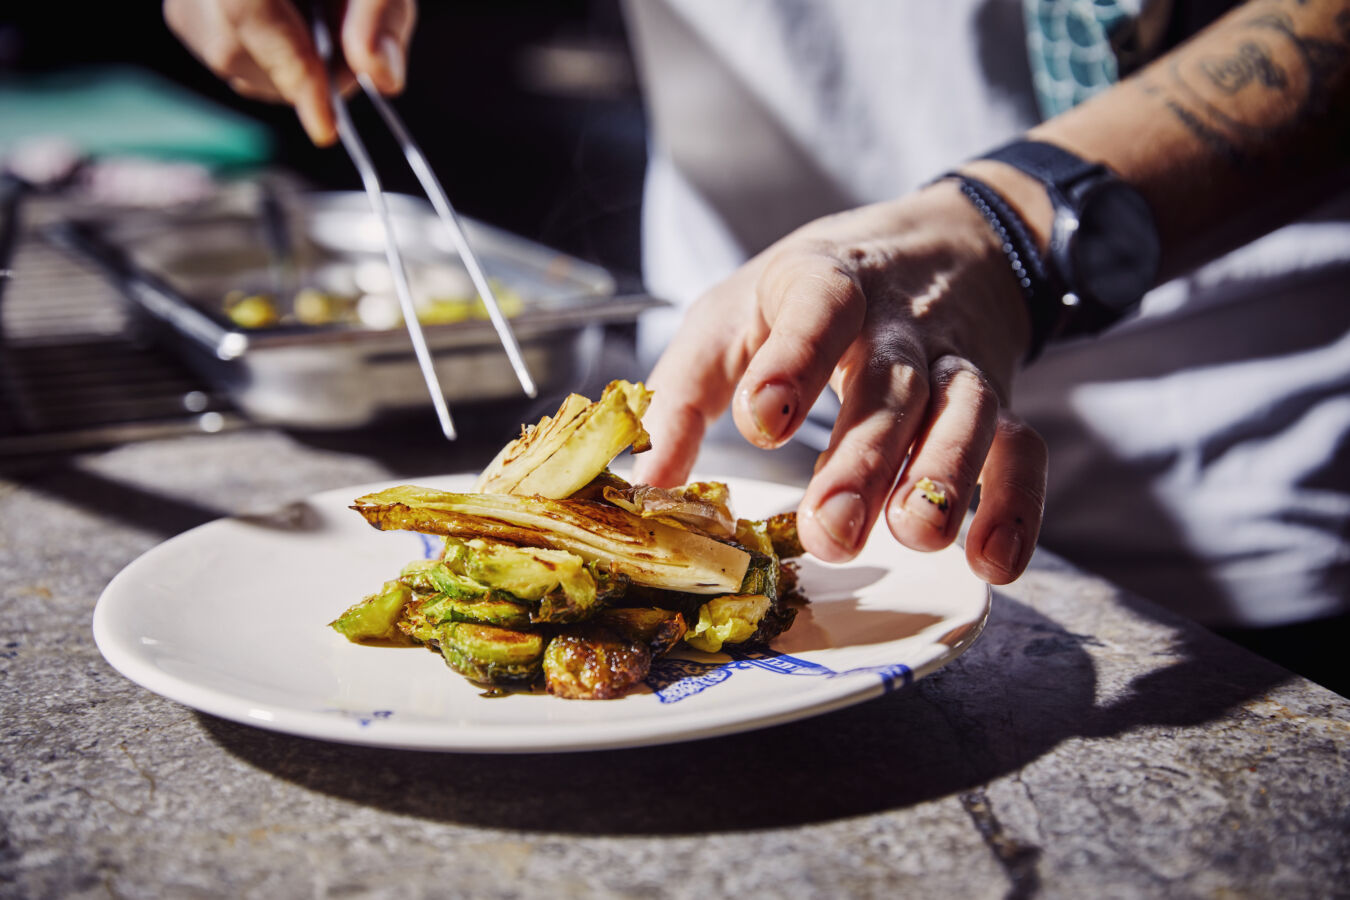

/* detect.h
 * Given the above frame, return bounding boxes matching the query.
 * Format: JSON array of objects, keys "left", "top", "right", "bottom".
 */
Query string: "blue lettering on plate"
[
  {"left": 646, "top": 649, "right": 912, "bottom": 703},
  {"left": 416, "top": 533, "right": 441, "bottom": 560},
  {"left": 325, "top": 708, "right": 395, "bottom": 727}
]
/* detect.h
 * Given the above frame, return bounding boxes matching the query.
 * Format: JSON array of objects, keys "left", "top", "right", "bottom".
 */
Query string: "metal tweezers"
[{"left": 311, "top": 12, "right": 536, "bottom": 440}]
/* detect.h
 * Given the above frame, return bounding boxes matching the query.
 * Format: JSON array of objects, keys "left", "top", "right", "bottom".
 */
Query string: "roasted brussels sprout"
[
  {"left": 543, "top": 626, "right": 651, "bottom": 700},
  {"left": 330, "top": 580, "right": 413, "bottom": 644}
]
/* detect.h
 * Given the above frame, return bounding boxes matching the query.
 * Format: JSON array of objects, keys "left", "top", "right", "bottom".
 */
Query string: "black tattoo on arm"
[
  {"left": 1246, "top": 10, "right": 1348, "bottom": 109},
  {"left": 1199, "top": 41, "right": 1289, "bottom": 93},
  {"left": 1137, "top": 0, "right": 1350, "bottom": 168},
  {"left": 1163, "top": 98, "right": 1251, "bottom": 164}
]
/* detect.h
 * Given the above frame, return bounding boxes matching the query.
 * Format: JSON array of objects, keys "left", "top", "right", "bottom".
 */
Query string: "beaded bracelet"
[{"left": 944, "top": 173, "right": 1066, "bottom": 363}]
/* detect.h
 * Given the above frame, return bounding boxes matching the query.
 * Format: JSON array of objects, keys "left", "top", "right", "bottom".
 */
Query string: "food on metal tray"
[
  {"left": 222, "top": 290, "right": 281, "bottom": 328},
  {"left": 220, "top": 260, "right": 524, "bottom": 330},
  {"left": 331, "top": 379, "right": 807, "bottom": 699}
]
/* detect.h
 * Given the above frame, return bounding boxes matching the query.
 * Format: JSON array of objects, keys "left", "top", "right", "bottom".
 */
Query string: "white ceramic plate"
[{"left": 94, "top": 475, "right": 990, "bottom": 752}]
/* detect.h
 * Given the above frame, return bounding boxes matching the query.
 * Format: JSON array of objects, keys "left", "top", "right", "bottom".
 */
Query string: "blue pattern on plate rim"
[
  {"left": 416, "top": 533, "right": 441, "bottom": 560},
  {"left": 325, "top": 708, "right": 395, "bottom": 727},
  {"left": 323, "top": 650, "right": 912, "bottom": 723},
  {"left": 646, "top": 647, "right": 913, "bottom": 704}
]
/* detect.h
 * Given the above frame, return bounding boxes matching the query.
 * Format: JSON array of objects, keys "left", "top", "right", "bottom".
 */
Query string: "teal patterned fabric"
[{"left": 1024, "top": 0, "right": 1140, "bottom": 119}]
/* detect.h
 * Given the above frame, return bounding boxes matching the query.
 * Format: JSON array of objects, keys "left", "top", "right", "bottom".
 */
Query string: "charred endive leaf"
[
  {"left": 474, "top": 380, "right": 653, "bottom": 499},
  {"left": 601, "top": 481, "right": 736, "bottom": 540},
  {"left": 352, "top": 485, "right": 750, "bottom": 594}
]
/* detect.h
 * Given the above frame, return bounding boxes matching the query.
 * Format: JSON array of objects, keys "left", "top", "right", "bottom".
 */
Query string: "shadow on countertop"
[{"left": 199, "top": 592, "right": 1293, "bottom": 836}]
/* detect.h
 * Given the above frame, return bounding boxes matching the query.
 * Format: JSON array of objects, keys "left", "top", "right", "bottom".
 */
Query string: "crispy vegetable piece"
[
  {"left": 738, "top": 552, "right": 779, "bottom": 600},
  {"left": 352, "top": 486, "right": 750, "bottom": 594},
  {"left": 684, "top": 594, "right": 773, "bottom": 653},
  {"left": 543, "top": 626, "right": 651, "bottom": 700},
  {"left": 418, "top": 591, "right": 534, "bottom": 629},
  {"left": 402, "top": 545, "right": 626, "bottom": 625},
  {"left": 602, "top": 482, "right": 736, "bottom": 539},
  {"left": 763, "top": 512, "right": 804, "bottom": 559},
  {"left": 534, "top": 566, "right": 629, "bottom": 624},
  {"left": 567, "top": 469, "right": 633, "bottom": 502},
  {"left": 744, "top": 594, "right": 799, "bottom": 646},
  {"left": 422, "top": 621, "right": 545, "bottom": 686},
  {"left": 330, "top": 580, "right": 414, "bottom": 644},
  {"left": 474, "top": 380, "right": 653, "bottom": 499},
  {"left": 735, "top": 519, "right": 775, "bottom": 558},
  {"left": 594, "top": 607, "right": 687, "bottom": 656},
  {"left": 444, "top": 537, "right": 596, "bottom": 606}
]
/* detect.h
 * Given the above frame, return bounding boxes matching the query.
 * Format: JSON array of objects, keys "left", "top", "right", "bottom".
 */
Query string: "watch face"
[{"left": 1065, "top": 181, "right": 1160, "bottom": 311}]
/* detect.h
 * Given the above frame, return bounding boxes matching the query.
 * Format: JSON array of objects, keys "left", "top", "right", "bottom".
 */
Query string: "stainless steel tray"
[{"left": 50, "top": 191, "right": 662, "bottom": 428}]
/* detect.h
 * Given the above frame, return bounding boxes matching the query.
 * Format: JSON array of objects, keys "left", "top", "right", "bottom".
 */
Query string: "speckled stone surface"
[{"left": 2, "top": 426, "right": 1348, "bottom": 899}]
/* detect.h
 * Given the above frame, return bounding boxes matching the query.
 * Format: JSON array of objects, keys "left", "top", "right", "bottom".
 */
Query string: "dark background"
[{"left": 0, "top": 1, "right": 648, "bottom": 279}]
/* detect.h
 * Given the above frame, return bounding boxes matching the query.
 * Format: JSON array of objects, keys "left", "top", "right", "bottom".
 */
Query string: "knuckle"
[
  {"left": 931, "top": 353, "right": 1010, "bottom": 407},
  {"left": 930, "top": 356, "right": 1001, "bottom": 408},
  {"left": 849, "top": 442, "right": 897, "bottom": 483},
  {"left": 219, "top": 0, "right": 260, "bottom": 24},
  {"left": 940, "top": 442, "right": 987, "bottom": 493},
  {"left": 269, "top": 54, "right": 320, "bottom": 94},
  {"left": 212, "top": 42, "right": 254, "bottom": 75},
  {"left": 989, "top": 474, "right": 1047, "bottom": 516},
  {"left": 760, "top": 248, "right": 865, "bottom": 320},
  {"left": 998, "top": 415, "right": 1049, "bottom": 462}
]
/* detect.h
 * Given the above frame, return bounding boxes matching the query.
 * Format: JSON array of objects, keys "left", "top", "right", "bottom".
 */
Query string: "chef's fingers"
[
  {"left": 226, "top": 0, "right": 338, "bottom": 145},
  {"left": 341, "top": 0, "right": 417, "bottom": 94},
  {"left": 797, "top": 341, "right": 930, "bottom": 562},
  {"left": 164, "top": 1, "right": 349, "bottom": 144},
  {"left": 165, "top": 0, "right": 274, "bottom": 94},
  {"left": 731, "top": 250, "right": 867, "bottom": 451},
  {"left": 965, "top": 411, "right": 1047, "bottom": 584},
  {"left": 884, "top": 355, "right": 1001, "bottom": 552},
  {"left": 633, "top": 272, "right": 762, "bottom": 488}
]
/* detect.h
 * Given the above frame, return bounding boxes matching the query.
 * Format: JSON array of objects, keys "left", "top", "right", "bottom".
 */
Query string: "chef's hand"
[
  {"left": 633, "top": 179, "right": 1048, "bottom": 584},
  {"left": 163, "top": 0, "right": 416, "bottom": 145}
]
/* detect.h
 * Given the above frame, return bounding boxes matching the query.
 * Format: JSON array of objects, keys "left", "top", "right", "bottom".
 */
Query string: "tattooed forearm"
[
  {"left": 1162, "top": 97, "right": 1251, "bottom": 164},
  {"left": 1248, "top": 10, "right": 1349, "bottom": 106},
  {"left": 1025, "top": 0, "right": 1350, "bottom": 277},
  {"left": 1137, "top": 0, "right": 1350, "bottom": 167}
]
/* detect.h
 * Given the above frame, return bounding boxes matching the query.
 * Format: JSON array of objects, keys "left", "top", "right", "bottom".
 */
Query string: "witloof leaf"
[
  {"left": 352, "top": 485, "right": 749, "bottom": 594},
  {"left": 473, "top": 380, "right": 653, "bottom": 499}
]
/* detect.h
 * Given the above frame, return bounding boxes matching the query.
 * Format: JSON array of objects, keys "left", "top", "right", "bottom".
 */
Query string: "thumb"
[{"left": 632, "top": 280, "right": 757, "bottom": 487}]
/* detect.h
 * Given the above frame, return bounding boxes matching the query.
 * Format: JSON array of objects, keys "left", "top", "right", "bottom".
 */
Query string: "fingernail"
[
  {"left": 378, "top": 34, "right": 406, "bottom": 92},
  {"left": 982, "top": 522, "right": 1024, "bottom": 575},
  {"left": 903, "top": 477, "right": 951, "bottom": 529},
  {"left": 813, "top": 491, "right": 866, "bottom": 552},
  {"left": 749, "top": 381, "right": 796, "bottom": 444}
]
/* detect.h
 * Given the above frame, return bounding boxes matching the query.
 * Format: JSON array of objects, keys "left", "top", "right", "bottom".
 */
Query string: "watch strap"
[{"left": 982, "top": 140, "right": 1103, "bottom": 196}]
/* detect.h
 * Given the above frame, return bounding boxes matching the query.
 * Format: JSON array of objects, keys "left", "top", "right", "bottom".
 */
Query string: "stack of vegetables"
[{"left": 330, "top": 380, "right": 805, "bottom": 699}]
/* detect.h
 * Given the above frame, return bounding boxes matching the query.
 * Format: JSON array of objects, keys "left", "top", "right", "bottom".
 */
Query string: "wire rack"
[{"left": 0, "top": 196, "right": 241, "bottom": 456}]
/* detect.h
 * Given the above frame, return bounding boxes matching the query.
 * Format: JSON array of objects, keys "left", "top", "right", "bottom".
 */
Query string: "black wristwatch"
[{"left": 955, "top": 140, "right": 1161, "bottom": 360}]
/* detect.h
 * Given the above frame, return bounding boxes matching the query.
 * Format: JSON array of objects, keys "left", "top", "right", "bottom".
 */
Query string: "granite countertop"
[{"left": 2, "top": 423, "right": 1348, "bottom": 899}]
